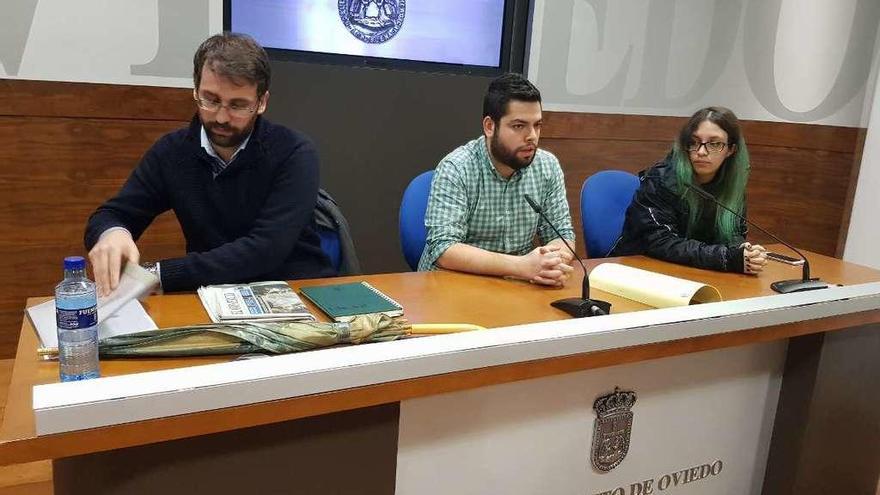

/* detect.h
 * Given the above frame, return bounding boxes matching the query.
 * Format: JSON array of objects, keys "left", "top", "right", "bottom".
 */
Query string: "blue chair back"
[
  {"left": 399, "top": 170, "right": 434, "bottom": 270},
  {"left": 318, "top": 228, "right": 342, "bottom": 271},
  {"left": 580, "top": 170, "right": 640, "bottom": 258}
]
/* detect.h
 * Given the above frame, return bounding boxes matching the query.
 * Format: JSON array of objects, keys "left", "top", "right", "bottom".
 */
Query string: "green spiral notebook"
[{"left": 300, "top": 281, "right": 404, "bottom": 322}]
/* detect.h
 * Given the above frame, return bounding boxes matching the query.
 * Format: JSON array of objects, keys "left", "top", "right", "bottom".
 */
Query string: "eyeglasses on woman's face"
[{"left": 687, "top": 141, "right": 729, "bottom": 154}]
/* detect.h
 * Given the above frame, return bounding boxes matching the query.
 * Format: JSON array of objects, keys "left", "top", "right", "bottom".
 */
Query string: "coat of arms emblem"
[
  {"left": 338, "top": 0, "right": 406, "bottom": 44},
  {"left": 591, "top": 387, "right": 637, "bottom": 472}
]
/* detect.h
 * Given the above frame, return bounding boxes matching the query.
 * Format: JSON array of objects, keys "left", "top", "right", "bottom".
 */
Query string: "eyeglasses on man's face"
[
  {"left": 687, "top": 141, "right": 729, "bottom": 154},
  {"left": 194, "top": 95, "right": 259, "bottom": 118}
]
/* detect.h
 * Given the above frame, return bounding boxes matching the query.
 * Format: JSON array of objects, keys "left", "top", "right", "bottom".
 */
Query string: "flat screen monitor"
[{"left": 226, "top": 0, "right": 516, "bottom": 74}]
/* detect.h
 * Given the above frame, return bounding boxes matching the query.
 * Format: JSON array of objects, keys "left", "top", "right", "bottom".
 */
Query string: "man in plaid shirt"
[{"left": 417, "top": 74, "right": 575, "bottom": 286}]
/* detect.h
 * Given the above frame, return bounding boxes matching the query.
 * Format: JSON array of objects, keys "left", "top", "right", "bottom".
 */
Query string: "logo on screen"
[{"left": 338, "top": 0, "right": 406, "bottom": 44}]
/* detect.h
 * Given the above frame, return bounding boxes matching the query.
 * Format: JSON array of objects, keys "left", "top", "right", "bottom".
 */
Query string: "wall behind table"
[
  {"left": 541, "top": 111, "right": 862, "bottom": 258},
  {"left": 265, "top": 61, "right": 492, "bottom": 274},
  {"left": 0, "top": 79, "right": 191, "bottom": 358}
]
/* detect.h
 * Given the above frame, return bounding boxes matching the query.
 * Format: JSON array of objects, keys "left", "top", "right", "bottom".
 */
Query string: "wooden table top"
[{"left": 2, "top": 247, "right": 879, "bottom": 464}]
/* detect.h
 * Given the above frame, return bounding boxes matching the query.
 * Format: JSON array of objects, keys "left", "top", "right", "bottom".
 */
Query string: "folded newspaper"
[{"left": 198, "top": 281, "right": 316, "bottom": 323}]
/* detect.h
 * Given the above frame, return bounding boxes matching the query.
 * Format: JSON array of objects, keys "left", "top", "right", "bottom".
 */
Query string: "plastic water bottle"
[{"left": 55, "top": 256, "right": 100, "bottom": 381}]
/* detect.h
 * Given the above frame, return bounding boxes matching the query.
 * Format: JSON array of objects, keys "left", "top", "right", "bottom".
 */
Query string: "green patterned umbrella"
[{"left": 97, "top": 313, "right": 410, "bottom": 357}]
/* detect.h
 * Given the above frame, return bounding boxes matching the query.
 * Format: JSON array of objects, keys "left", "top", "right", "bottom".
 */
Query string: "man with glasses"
[{"left": 85, "top": 33, "right": 335, "bottom": 295}]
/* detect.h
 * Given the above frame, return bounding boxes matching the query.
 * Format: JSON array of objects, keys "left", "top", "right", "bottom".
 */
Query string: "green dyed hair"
[{"left": 672, "top": 106, "right": 751, "bottom": 244}]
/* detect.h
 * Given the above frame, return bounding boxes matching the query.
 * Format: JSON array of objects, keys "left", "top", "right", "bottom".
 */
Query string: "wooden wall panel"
[
  {"left": 835, "top": 128, "right": 868, "bottom": 257},
  {"left": 0, "top": 80, "right": 193, "bottom": 358},
  {"left": 0, "top": 79, "right": 194, "bottom": 121},
  {"left": 542, "top": 111, "right": 857, "bottom": 152},
  {"left": 0, "top": 82, "right": 866, "bottom": 359},
  {"left": 541, "top": 111, "right": 863, "bottom": 258}
]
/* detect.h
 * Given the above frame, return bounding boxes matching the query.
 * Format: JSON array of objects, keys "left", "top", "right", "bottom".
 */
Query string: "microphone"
[
  {"left": 524, "top": 194, "right": 611, "bottom": 317},
  {"left": 684, "top": 183, "right": 828, "bottom": 294}
]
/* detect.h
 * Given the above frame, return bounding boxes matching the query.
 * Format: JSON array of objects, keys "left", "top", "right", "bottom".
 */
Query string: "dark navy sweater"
[{"left": 85, "top": 116, "right": 335, "bottom": 292}]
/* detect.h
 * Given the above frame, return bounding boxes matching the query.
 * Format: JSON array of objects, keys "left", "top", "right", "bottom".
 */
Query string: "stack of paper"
[{"left": 26, "top": 263, "right": 160, "bottom": 350}]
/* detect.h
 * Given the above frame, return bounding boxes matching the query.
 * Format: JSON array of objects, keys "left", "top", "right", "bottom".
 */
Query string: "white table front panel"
[{"left": 396, "top": 341, "right": 786, "bottom": 495}]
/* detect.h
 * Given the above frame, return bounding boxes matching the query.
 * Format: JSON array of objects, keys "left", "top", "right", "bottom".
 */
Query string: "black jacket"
[
  {"left": 85, "top": 116, "right": 336, "bottom": 291},
  {"left": 314, "top": 189, "right": 361, "bottom": 276},
  {"left": 609, "top": 156, "right": 746, "bottom": 272}
]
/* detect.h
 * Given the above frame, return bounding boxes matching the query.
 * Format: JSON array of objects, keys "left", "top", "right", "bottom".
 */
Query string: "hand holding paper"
[{"left": 26, "top": 262, "right": 159, "bottom": 350}]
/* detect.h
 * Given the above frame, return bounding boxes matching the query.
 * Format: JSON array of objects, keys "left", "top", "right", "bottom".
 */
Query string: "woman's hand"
[{"left": 741, "top": 242, "right": 767, "bottom": 274}]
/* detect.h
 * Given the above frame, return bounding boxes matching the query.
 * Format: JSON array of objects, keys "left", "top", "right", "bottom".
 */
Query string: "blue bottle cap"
[{"left": 63, "top": 256, "right": 86, "bottom": 271}]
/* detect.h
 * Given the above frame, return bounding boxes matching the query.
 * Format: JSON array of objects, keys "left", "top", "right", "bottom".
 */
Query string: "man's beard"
[
  {"left": 205, "top": 118, "right": 255, "bottom": 149},
  {"left": 489, "top": 132, "right": 537, "bottom": 171}
]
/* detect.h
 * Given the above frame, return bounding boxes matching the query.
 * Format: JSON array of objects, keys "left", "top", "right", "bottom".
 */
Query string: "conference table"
[{"left": 1, "top": 248, "right": 879, "bottom": 495}]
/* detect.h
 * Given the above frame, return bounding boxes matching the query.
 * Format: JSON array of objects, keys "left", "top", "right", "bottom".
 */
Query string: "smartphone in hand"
[{"left": 766, "top": 252, "right": 805, "bottom": 266}]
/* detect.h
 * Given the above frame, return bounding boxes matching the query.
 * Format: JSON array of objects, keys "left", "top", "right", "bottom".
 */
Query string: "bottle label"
[{"left": 56, "top": 305, "right": 97, "bottom": 330}]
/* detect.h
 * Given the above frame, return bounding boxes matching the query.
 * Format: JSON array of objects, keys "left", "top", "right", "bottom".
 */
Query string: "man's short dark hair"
[
  {"left": 193, "top": 32, "right": 271, "bottom": 97},
  {"left": 482, "top": 73, "right": 542, "bottom": 123}
]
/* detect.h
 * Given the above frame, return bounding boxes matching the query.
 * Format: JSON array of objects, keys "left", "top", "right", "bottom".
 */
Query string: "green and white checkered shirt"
[{"left": 417, "top": 136, "right": 575, "bottom": 271}]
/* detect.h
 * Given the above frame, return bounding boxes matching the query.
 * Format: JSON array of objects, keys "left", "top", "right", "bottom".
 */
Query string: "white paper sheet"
[
  {"left": 26, "top": 299, "right": 157, "bottom": 349},
  {"left": 25, "top": 262, "right": 159, "bottom": 349}
]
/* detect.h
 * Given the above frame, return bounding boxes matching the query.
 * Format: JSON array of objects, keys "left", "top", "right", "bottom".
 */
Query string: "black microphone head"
[{"left": 523, "top": 194, "right": 541, "bottom": 213}]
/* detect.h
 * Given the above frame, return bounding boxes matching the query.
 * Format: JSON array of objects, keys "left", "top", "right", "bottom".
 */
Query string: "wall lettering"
[
  {"left": 533, "top": 0, "right": 880, "bottom": 123},
  {"left": 0, "top": 0, "right": 38, "bottom": 76},
  {"left": 625, "top": 0, "right": 742, "bottom": 108},
  {"left": 742, "top": 0, "right": 880, "bottom": 121},
  {"left": 131, "top": 0, "right": 212, "bottom": 78}
]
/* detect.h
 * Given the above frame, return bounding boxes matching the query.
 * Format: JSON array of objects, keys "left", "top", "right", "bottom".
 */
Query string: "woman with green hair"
[{"left": 610, "top": 106, "right": 767, "bottom": 274}]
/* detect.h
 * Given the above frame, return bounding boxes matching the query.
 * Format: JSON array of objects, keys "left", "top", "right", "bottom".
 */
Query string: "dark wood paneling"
[
  {"left": 835, "top": 128, "right": 868, "bottom": 258},
  {"left": 0, "top": 80, "right": 191, "bottom": 358},
  {"left": 542, "top": 111, "right": 859, "bottom": 153},
  {"left": 0, "top": 79, "right": 193, "bottom": 121},
  {"left": 541, "top": 111, "right": 862, "bottom": 258}
]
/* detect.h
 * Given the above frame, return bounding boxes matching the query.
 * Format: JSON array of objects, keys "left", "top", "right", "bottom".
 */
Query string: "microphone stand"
[
  {"left": 524, "top": 195, "right": 611, "bottom": 317},
  {"left": 685, "top": 184, "right": 828, "bottom": 294}
]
